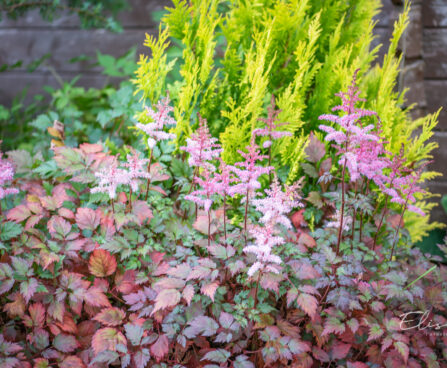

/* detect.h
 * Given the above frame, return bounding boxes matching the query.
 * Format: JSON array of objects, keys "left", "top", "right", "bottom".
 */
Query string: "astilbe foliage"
[{"left": 1, "top": 73, "right": 447, "bottom": 368}]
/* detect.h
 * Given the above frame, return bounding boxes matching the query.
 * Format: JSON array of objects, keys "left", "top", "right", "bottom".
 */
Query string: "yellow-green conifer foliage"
[{"left": 133, "top": 0, "right": 440, "bottom": 241}]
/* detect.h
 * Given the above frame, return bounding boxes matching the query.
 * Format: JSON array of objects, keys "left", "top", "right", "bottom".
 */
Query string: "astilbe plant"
[
  {"left": 136, "top": 95, "right": 177, "bottom": 200},
  {"left": 1, "top": 73, "right": 447, "bottom": 368},
  {"left": 0, "top": 150, "right": 19, "bottom": 214}
]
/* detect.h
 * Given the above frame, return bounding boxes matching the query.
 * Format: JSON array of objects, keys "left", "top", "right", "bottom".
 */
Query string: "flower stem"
[
  {"left": 128, "top": 188, "right": 133, "bottom": 211},
  {"left": 144, "top": 149, "right": 153, "bottom": 201},
  {"left": 254, "top": 271, "right": 262, "bottom": 309},
  {"left": 244, "top": 189, "right": 249, "bottom": 246},
  {"left": 359, "top": 213, "right": 364, "bottom": 243},
  {"left": 358, "top": 178, "right": 367, "bottom": 243},
  {"left": 336, "top": 159, "right": 347, "bottom": 256},
  {"left": 350, "top": 181, "right": 358, "bottom": 248},
  {"left": 111, "top": 198, "right": 115, "bottom": 214},
  {"left": 208, "top": 208, "right": 211, "bottom": 247},
  {"left": 268, "top": 135, "right": 272, "bottom": 184},
  {"left": 372, "top": 196, "right": 389, "bottom": 251},
  {"left": 223, "top": 195, "right": 227, "bottom": 242},
  {"left": 389, "top": 201, "right": 408, "bottom": 263}
]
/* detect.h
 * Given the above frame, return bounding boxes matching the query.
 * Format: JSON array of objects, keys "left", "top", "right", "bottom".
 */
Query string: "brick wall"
[
  {"left": 372, "top": 1, "right": 447, "bottom": 223},
  {"left": 0, "top": 0, "right": 446, "bottom": 222},
  {"left": 0, "top": 0, "right": 171, "bottom": 105}
]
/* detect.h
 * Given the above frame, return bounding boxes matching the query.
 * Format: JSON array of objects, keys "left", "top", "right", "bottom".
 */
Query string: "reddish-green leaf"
[
  {"left": 152, "top": 277, "right": 185, "bottom": 292},
  {"left": 367, "top": 324, "right": 384, "bottom": 341},
  {"left": 76, "top": 207, "right": 100, "bottom": 231},
  {"left": 347, "top": 363, "right": 368, "bottom": 368},
  {"left": 53, "top": 333, "right": 79, "bottom": 353},
  {"left": 293, "top": 262, "right": 320, "bottom": 280},
  {"left": 322, "top": 317, "right": 345, "bottom": 336},
  {"left": 48, "top": 216, "right": 71, "bottom": 237},
  {"left": 347, "top": 318, "right": 359, "bottom": 334},
  {"left": 88, "top": 249, "right": 117, "bottom": 277},
  {"left": 151, "top": 289, "right": 181, "bottom": 315},
  {"left": 183, "top": 316, "right": 218, "bottom": 338},
  {"left": 84, "top": 287, "right": 111, "bottom": 307},
  {"left": 34, "top": 358, "right": 50, "bottom": 368},
  {"left": 132, "top": 201, "right": 153, "bottom": 225},
  {"left": 201, "top": 282, "right": 219, "bottom": 302},
  {"left": 124, "top": 323, "right": 144, "bottom": 346},
  {"left": 60, "top": 356, "right": 86, "bottom": 368},
  {"left": 331, "top": 342, "right": 351, "bottom": 359},
  {"left": 115, "top": 270, "right": 136, "bottom": 294},
  {"left": 91, "top": 327, "right": 126, "bottom": 355},
  {"left": 288, "top": 338, "right": 310, "bottom": 355},
  {"left": 20, "top": 278, "right": 38, "bottom": 303},
  {"left": 7, "top": 204, "right": 31, "bottom": 222},
  {"left": 133, "top": 349, "right": 151, "bottom": 368},
  {"left": 167, "top": 263, "right": 192, "bottom": 279},
  {"left": 201, "top": 349, "right": 231, "bottom": 363},
  {"left": 394, "top": 341, "right": 409, "bottom": 364},
  {"left": 298, "top": 233, "right": 316, "bottom": 248},
  {"left": 297, "top": 293, "right": 318, "bottom": 319},
  {"left": 193, "top": 214, "right": 217, "bottom": 235},
  {"left": 291, "top": 209, "right": 306, "bottom": 229},
  {"left": 94, "top": 308, "right": 125, "bottom": 326},
  {"left": 28, "top": 303, "right": 45, "bottom": 328},
  {"left": 182, "top": 284, "right": 194, "bottom": 305},
  {"left": 150, "top": 334, "right": 169, "bottom": 362},
  {"left": 305, "top": 133, "right": 325, "bottom": 163}
]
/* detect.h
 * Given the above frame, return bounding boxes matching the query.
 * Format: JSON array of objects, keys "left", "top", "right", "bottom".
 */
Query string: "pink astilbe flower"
[
  {"left": 377, "top": 146, "right": 426, "bottom": 216},
  {"left": 391, "top": 165, "right": 426, "bottom": 216},
  {"left": 184, "top": 168, "right": 222, "bottom": 212},
  {"left": 229, "top": 136, "right": 273, "bottom": 197},
  {"left": 0, "top": 152, "right": 19, "bottom": 200},
  {"left": 326, "top": 209, "right": 353, "bottom": 232},
  {"left": 244, "top": 174, "right": 303, "bottom": 276},
  {"left": 180, "top": 115, "right": 222, "bottom": 170},
  {"left": 136, "top": 95, "right": 177, "bottom": 149},
  {"left": 213, "top": 158, "right": 235, "bottom": 197},
  {"left": 122, "top": 149, "right": 150, "bottom": 192},
  {"left": 354, "top": 138, "right": 390, "bottom": 186},
  {"left": 253, "top": 96, "right": 292, "bottom": 148},
  {"left": 319, "top": 72, "right": 385, "bottom": 183},
  {"left": 252, "top": 174, "right": 303, "bottom": 229},
  {"left": 319, "top": 116, "right": 380, "bottom": 182},
  {"left": 244, "top": 225, "right": 284, "bottom": 276},
  {"left": 91, "top": 157, "right": 130, "bottom": 199}
]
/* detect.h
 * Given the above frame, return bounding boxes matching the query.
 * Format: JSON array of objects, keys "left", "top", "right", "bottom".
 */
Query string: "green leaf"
[
  {"left": 0, "top": 222, "right": 23, "bottom": 241},
  {"left": 33, "top": 160, "right": 60, "bottom": 178}
]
